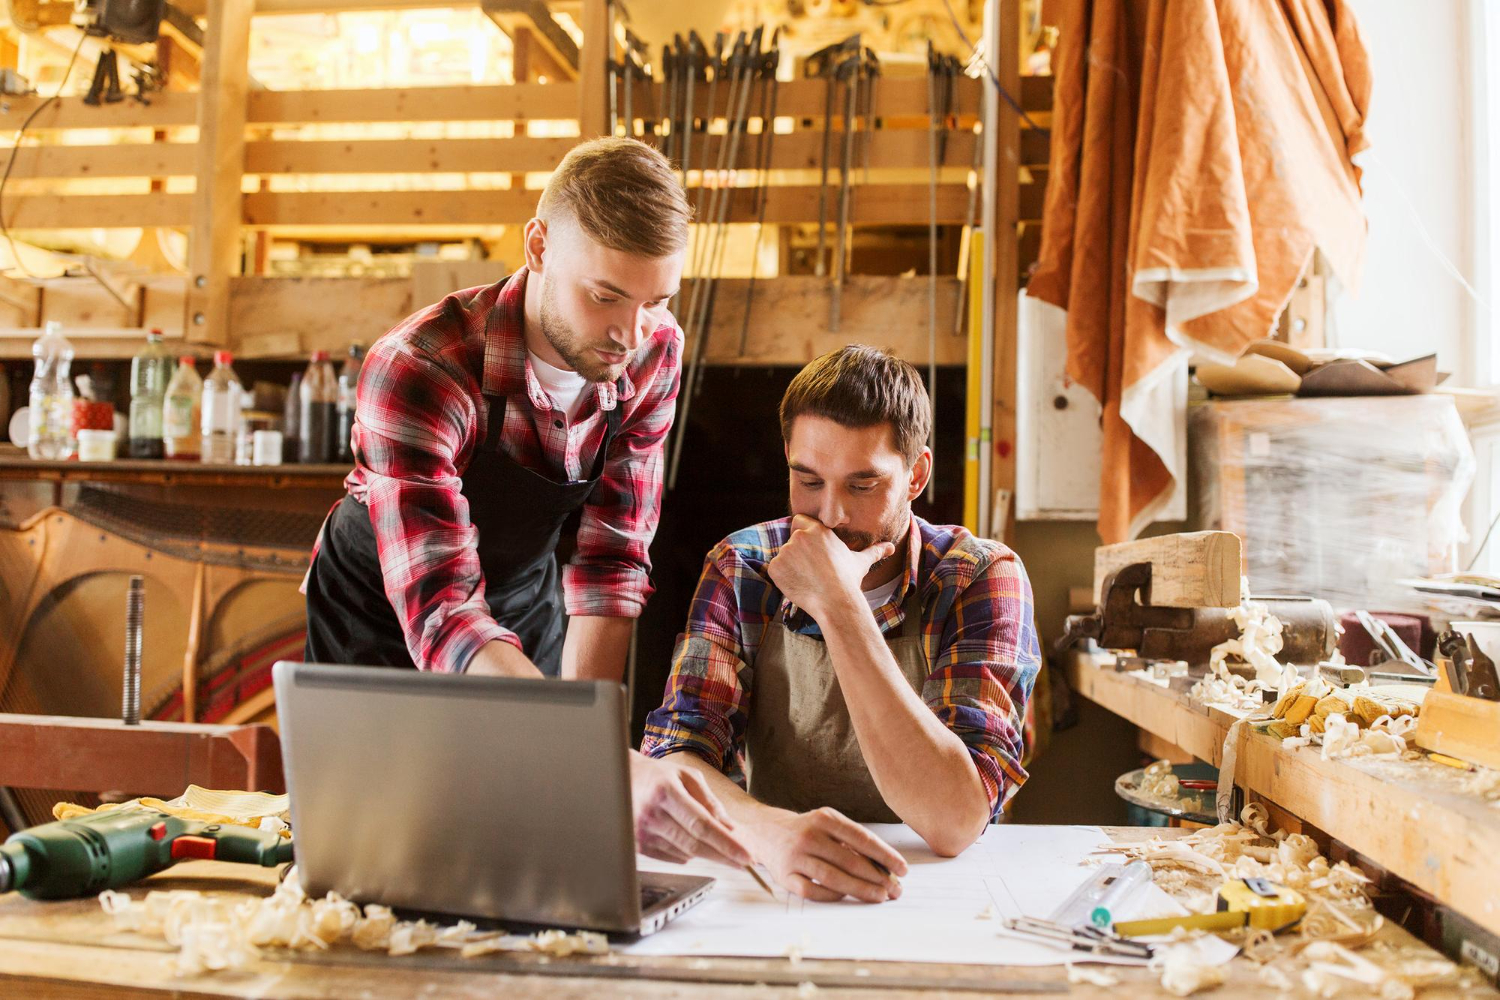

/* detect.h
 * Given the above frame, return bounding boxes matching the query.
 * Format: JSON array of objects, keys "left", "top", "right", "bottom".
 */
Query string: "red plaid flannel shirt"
[{"left": 316, "top": 268, "right": 681, "bottom": 672}]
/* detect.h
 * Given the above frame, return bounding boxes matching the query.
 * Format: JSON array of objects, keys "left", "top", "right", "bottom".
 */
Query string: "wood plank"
[
  {"left": 244, "top": 82, "right": 579, "bottom": 124},
  {"left": 187, "top": 0, "right": 253, "bottom": 346},
  {"left": 0, "top": 91, "right": 199, "bottom": 130},
  {"left": 241, "top": 184, "right": 984, "bottom": 227},
  {"left": 0, "top": 193, "right": 190, "bottom": 229},
  {"left": 1091, "top": 531, "right": 1243, "bottom": 609},
  {"left": 0, "top": 143, "right": 197, "bottom": 179}
]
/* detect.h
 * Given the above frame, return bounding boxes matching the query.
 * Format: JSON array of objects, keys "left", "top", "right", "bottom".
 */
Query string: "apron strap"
[{"left": 899, "top": 581, "right": 923, "bottom": 641}]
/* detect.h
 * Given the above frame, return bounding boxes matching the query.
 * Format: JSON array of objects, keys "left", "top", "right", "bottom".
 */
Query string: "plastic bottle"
[
  {"left": 200, "top": 350, "right": 243, "bottom": 465},
  {"left": 27, "top": 320, "right": 75, "bottom": 460},
  {"left": 162, "top": 357, "right": 203, "bottom": 460},
  {"left": 282, "top": 371, "right": 302, "bottom": 464},
  {"left": 335, "top": 343, "right": 363, "bottom": 464},
  {"left": 298, "top": 350, "right": 337, "bottom": 463},
  {"left": 127, "top": 329, "right": 172, "bottom": 459}
]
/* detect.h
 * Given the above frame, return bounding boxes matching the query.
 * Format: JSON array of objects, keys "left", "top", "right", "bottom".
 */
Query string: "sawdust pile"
[
  {"left": 1110, "top": 807, "right": 1473, "bottom": 998},
  {"left": 99, "top": 866, "right": 608, "bottom": 976}
]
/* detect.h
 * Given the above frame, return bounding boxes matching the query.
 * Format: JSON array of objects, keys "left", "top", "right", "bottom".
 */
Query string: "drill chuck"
[{"left": 0, "top": 841, "right": 29, "bottom": 894}]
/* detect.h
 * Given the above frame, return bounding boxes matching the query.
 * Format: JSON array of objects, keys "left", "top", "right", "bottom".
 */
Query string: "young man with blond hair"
[
  {"left": 643, "top": 345, "right": 1039, "bottom": 901},
  {"left": 303, "top": 137, "right": 750, "bottom": 868}
]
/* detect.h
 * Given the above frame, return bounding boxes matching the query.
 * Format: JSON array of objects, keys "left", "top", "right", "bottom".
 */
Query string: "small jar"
[
  {"left": 76, "top": 428, "right": 117, "bottom": 462},
  {"left": 252, "top": 429, "right": 284, "bottom": 466}
]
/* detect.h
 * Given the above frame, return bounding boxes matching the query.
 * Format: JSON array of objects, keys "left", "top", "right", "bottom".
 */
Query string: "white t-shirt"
[
  {"left": 862, "top": 574, "right": 903, "bottom": 611},
  {"left": 528, "top": 351, "right": 591, "bottom": 423}
]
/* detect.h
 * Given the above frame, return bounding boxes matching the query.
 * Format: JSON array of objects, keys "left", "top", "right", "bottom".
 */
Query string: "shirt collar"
[
  {"left": 481, "top": 269, "right": 635, "bottom": 413},
  {"left": 779, "top": 514, "right": 923, "bottom": 635}
]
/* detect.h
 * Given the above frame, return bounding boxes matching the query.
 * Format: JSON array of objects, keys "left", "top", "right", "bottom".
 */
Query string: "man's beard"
[
  {"left": 538, "top": 276, "right": 629, "bottom": 383},
  {"left": 794, "top": 499, "right": 910, "bottom": 557}
]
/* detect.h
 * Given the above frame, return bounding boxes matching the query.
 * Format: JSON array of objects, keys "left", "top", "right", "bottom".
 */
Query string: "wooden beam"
[
  {"left": 989, "top": 0, "right": 1021, "bottom": 541},
  {"left": 482, "top": 0, "right": 580, "bottom": 80},
  {"left": 187, "top": 0, "right": 252, "bottom": 346},
  {"left": 1091, "top": 531, "right": 1244, "bottom": 609},
  {"left": 577, "top": 0, "right": 608, "bottom": 139}
]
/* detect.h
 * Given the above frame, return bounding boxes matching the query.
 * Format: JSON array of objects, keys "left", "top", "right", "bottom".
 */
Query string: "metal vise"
[{"left": 1058, "top": 562, "right": 1338, "bottom": 667}]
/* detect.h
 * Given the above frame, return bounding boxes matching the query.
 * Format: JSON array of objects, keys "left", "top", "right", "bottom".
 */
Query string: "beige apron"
[{"left": 744, "top": 588, "right": 927, "bottom": 823}]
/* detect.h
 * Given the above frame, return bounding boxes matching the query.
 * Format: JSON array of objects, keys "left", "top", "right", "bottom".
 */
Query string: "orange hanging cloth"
[{"left": 1027, "top": 0, "right": 1371, "bottom": 544}]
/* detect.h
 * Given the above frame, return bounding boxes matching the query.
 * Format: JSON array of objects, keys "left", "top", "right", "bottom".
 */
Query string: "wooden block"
[
  {"left": 1093, "top": 531, "right": 1243, "bottom": 609},
  {"left": 409, "top": 259, "right": 510, "bottom": 310},
  {"left": 1415, "top": 690, "right": 1500, "bottom": 770},
  {"left": 0, "top": 714, "right": 283, "bottom": 797}
]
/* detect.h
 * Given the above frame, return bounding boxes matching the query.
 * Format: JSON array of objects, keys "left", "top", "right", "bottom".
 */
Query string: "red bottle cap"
[
  {"left": 214, "top": 351, "right": 233, "bottom": 366},
  {"left": 311, "top": 350, "right": 330, "bottom": 362},
  {"left": 179, "top": 356, "right": 196, "bottom": 365}
]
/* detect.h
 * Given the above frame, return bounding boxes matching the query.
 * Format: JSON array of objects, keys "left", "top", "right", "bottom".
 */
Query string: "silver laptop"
[{"left": 272, "top": 661, "right": 714, "bottom": 936}]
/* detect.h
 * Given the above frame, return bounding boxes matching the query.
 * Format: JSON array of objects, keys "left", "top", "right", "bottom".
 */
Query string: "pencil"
[
  {"left": 871, "top": 860, "right": 902, "bottom": 889},
  {"left": 745, "top": 864, "right": 777, "bottom": 898}
]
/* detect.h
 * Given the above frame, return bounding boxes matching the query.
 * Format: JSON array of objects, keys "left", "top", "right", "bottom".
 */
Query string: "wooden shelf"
[
  {"left": 0, "top": 446, "right": 349, "bottom": 490},
  {"left": 1065, "top": 651, "right": 1500, "bottom": 939}
]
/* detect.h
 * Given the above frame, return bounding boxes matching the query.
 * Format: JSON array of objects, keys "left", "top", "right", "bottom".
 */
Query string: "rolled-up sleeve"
[
  {"left": 354, "top": 338, "right": 519, "bottom": 672},
  {"left": 640, "top": 539, "right": 756, "bottom": 774},
  {"left": 923, "top": 549, "right": 1040, "bottom": 816}
]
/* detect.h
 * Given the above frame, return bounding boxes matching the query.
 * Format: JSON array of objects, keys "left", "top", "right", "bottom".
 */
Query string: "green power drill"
[{"left": 0, "top": 809, "right": 295, "bottom": 900}]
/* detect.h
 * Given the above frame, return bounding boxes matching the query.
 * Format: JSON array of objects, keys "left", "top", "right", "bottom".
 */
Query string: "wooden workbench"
[
  {"left": 0, "top": 827, "right": 1486, "bottom": 999},
  {"left": 1065, "top": 653, "right": 1500, "bottom": 942}
]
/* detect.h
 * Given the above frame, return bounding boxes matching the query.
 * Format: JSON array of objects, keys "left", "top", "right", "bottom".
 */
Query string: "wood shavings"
[
  {"left": 99, "top": 866, "right": 611, "bottom": 975},
  {"left": 1209, "top": 585, "right": 1286, "bottom": 687},
  {"left": 1321, "top": 713, "right": 1409, "bottom": 760},
  {"left": 1066, "top": 964, "right": 1120, "bottom": 987},
  {"left": 1158, "top": 952, "right": 1228, "bottom": 996},
  {"left": 1138, "top": 759, "right": 1182, "bottom": 801}
]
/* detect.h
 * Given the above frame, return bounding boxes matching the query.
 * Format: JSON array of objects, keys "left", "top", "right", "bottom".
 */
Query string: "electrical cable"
[
  {"left": 937, "top": 0, "right": 1049, "bottom": 135},
  {"left": 0, "top": 31, "right": 90, "bottom": 279}
]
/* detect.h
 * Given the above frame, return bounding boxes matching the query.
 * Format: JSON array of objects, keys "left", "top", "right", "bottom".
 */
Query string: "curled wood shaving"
[{"left": 99, "top": 867, "right": 609, "bottom": 975}]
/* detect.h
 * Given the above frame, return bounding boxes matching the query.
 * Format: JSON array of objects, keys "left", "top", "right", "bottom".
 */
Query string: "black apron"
[{"left": 304, "top": 382, "right": 623, "bottom": 676}]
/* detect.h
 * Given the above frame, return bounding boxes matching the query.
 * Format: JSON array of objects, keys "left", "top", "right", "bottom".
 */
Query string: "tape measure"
[{"left": 1112, "top": 878, "right": 1306, "bottom": 937}]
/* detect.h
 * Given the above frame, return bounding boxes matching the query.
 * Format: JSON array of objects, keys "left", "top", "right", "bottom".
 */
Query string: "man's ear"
[
  {"left": 908, "top": 448, "right": 933, "bottom": 501},
  {"left": 522, "top": 218, "right": 547, "bottom": 272}
]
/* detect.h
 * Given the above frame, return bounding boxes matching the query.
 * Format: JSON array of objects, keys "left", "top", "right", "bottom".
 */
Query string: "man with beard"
[
  {"left": 642, "top": 346, "right": 1040, "bottom": 902},
  {"left": 302, "top": 137, "right": 750, "bottom": 868}
]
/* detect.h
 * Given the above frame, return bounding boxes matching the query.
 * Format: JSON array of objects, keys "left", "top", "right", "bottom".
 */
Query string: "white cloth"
[
  {"left": 528, "top": 351, "right": 590, "bottom": 423},
  {"left": 862, "top": 575, "right": 903, "bottom": 611}
]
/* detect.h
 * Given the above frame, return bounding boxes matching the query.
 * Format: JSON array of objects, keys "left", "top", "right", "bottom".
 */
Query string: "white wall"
[{"left": 1333, "top": 0, "right": 1476, "bottom": 383}]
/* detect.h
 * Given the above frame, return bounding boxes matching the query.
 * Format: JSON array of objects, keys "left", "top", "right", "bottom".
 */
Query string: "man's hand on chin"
[
  {"left": 766, "top": 515, "right": 894, "bottom": 620},
  {"left": 629, "top": 751, "right": 753, "bottom": 867}
]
